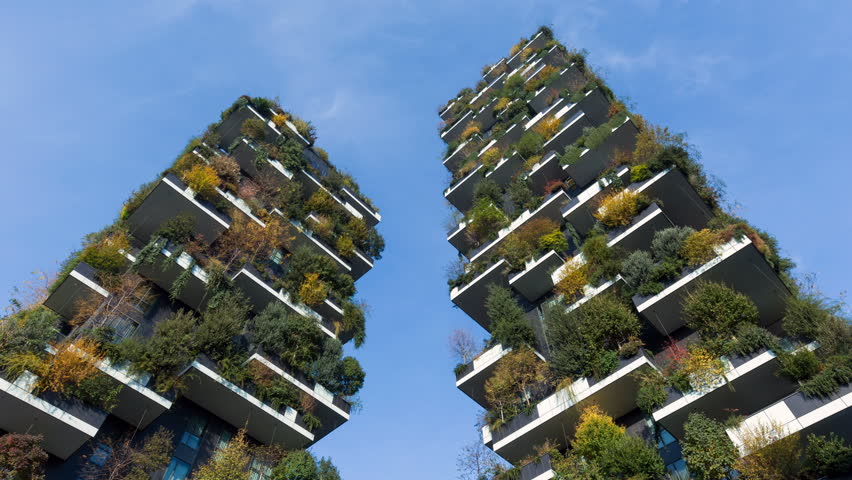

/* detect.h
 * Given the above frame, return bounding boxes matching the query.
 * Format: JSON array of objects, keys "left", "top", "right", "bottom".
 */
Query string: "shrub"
[
  {"left": 735, "top": 421, "right": 802, "bottom": 480},
  {"left": 800, "top": 355, "right": 852, "bottom": 397},
  {"left": 508, "top": 178, "right": 538, "bottom": 213},
  {"left": 272, "top": 113, "right": 288, "bottom": 128},
  {"left": 0, "top": 308, "right": 59, "bottom": 355},
  {"left": 545, "top": 293, "right": 641, "bottom": 379},
  {"left": 335, "top": 235, "right": 355, "bottom": 259},
  {"left": 651, "top": 226, "right": 694, "bottom": 260},
  {"left": 630, "top": 164, "right": 653, "bottom": 182},
  {"left": 310, "top": 338, "right": 365, "bottom": 396},
  {"left": 681, "top": 346, "right": 726, "bottom": 393},
  {"left": 182, "top": 164, "right": 221, "bottom": 199},
  {"left": 460, "top": 122, "right": 481, "bottom": 141},
  {"left": 538, "top": 228, "right": 568, "bottom": 253},
  {"left": 467, "top": 199, "right": 508, "bottom": 244},
  {"left": 209, "top": 156, "right": 240, "bottom": 191},
  {"left": 553, "top": 259, "right": 587, "bottom": 300},
  {"left": 636, "top": 372, "right": 667, "bottom": 414},
  {"left": 804, "top": 433, "right": 852, "bottom": 478},
  {"left": 241, "top": 118, "right": 267, "bottom": 140},
  {"left": 485, "top": 348, "right": 551, "bottom": 425},
  {"left": 621, "top": 250, "right": 653, "bottom": 287},
  {"left": 730, "top": 323, "right": 778, "bottom": 357},
  {"left": 486, "top": 285, "right": 535, "bottom": 349},
  {"left": 80, "top": 231, "right": 130, "bottom": 275},
  {"left": 581, "top": 234, "right": 621, "bottom": 286},
  {"left": 481, "top": 148, "right": 502, "bottom": 169},
  {"left": 133, "top": 310, "right": 198, "bottom": 391},
  {"left": 533, "top": 116, "right": 561, "bottom": 141},
  {"left": 594, "top": 190, "right": 648, "bottom": 228},
  {"left": 192, "top": 429, "right": 251, "bottom": 480},
  {"left": 0, "top": 433, "right": 48, "bottom": 480},
  {"left": 683, "top": 281, "right": 759, "bottom": 338},
  {"left": 495, "top": 97, "right": 511, "bottom": 111},
  {"left": 282, "top": 247, "right": 355, "bottom": 300},
  {"left": 272, "top": 450, "right": 318, "bottom": 480},
  {"left": 299, "top": 273, "right": 330, "bottom": 307},
  {"left": 682, "top": 413, "right": 738, "bottom": 480},
  {"left": 680, "top": 229, "right": 721, "bottom": 266},
  {"left": 516, "top": 131, "right": 544, "bottom": 158},
  {"left": 473, "top": 179, "right": 503, "bottom": 206},
  {"left": 782, "top": 293, "right": 836, "bottom": 342},
  {"left": 195, "top": 291, "right": 249, "bottom": 361},
  {"left": 291, "top": 117, "right": 316, "bottom": 143},
  {"left": 247, "top": 302, "right": 323, "bottom": 372}
]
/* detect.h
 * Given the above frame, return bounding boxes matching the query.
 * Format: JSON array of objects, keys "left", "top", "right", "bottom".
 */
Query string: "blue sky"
[{"left": 1, "top": 1, "right": 851, "bottom": 479}]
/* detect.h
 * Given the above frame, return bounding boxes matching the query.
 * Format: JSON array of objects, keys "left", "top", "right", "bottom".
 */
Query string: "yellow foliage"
[
  {"left": 573, "top": 405, "right": 625, "bottom": 453},
  {"left": 554, "top": 260, "right": 587, "bottom": 300},
  {"left": 182, "top": 164, "right": 221, "bottom": 199},
  {"left": 509, "top": 39, "right": 527, "bottom": 57},
  {"left": 525, "top": 65, "right": 560, "bottom": 92},
  {"left": 594, "top": 190, "right": 645, "bottom": 228},
  {"left": 272, "top": 113, "right": 289, "bottom": 128},
  {"left": 460, "top": 122, "right": 481, "bottom": 141},
  {"left": 533, "top": 116, "right": 562, "bottom": 141},
  {"left": 336, "top": 235, "right": 355, "bottom": 258},
  {"left": 682, "top": 346, "right": 726, "bottom": 393},
  {"left": 520, "top": 47, "right": 535, "bottom": 61},
  {"left": 40, "top": 338, "right": 103, "bottom": 395},
  {"left": 495, "top": 97, "right": 512, "bottom": 112},
  {"left": 299, "top": 273, "right": 329, "bottom": 306},
  {"left": 481, "top": 148, "right": 502, "bottom": 169},
  {"left": 523, "top": 154, "right": 542, "bottom": 171},
  {"left": 306, "top": 190, "right": 337, "bottom": 215},
  {"left": 680, "top": 229, "right": 721, "bottom": 266},
  {"left": 455, "top": 158, "right": 478, "bottom": 181},
  {"left": 735, "top": 420, "right": 802, "bottom": 479}
]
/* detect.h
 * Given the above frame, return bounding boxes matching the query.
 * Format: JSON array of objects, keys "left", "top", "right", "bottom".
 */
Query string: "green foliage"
[
  {"left": 581, "top": 234, "right": 621, "bottom": 286},
  {"left": 620, "top": 250, "right": 654, "bottom": 287},
  {"left": 545, "top": 293, "right": 641, "bottom": 379},
  {"left": 800, "top": 355, "right": 852, "bottom": 397},
  {"left": 130, "top": 310, "right": 199, "bottom": 391},
  {"left": 683, "top": 281, "right": 760, "bottom": 338},
  {"left": 473, "top": 178, "right": 503, "bottom": 206},
  {"left": 636, "top": 372, "right": 667, "bottom": 414},
  {"left": 341, "top": 300, "right": 366, "bottom": 348},
  {"left": 651, "top": 226, "right": 694, "bottom": 261},
  {"left": 682, "top": 413, "right": 738, "bottom": 480},
  {"left": 282, "top": 247, "right": 356, "bottom": 301},
  {"left": 486, "top": 285, "right": 535, "bottom": 349},
  {"left": 310, "top": 338, "right": 365, "bottom": 396},
  {"left": 0, "top": 308, "right": 59, "bottom": 356},
  {"left": 247, "top": 302, "right": 323, "bottom": 372},
  {"left": 630, "top": 164, "right": 653, "bottom": 182},
  {"left": 272, "top": 450, "right": 318, "bottom": 480},
  {"left": 156, "top": 213, "right": 196, "bottom": 244},
  {"left": 783, "top": 293, "right": 836, "bottom": 342},
  {"left": 508, "top": 178, "right": 539, "bottom": 214},
  {"left": 729, "top": 323, "right": 779, "bottom": 357},
  {"left": 804, "top": 433, "right": 852, "bottom": 478},
  {"left": 467, "top": 199, "right": 508, "bottom": 244},
  {"left": 516, "top": 131, "right": 544, "bottom": 158},
  {"left": 303, "top": 413, "right": 322, "bottom": 432},
  {"left": 241, "top": 118, "right": 267, "bottom": 140},
  {"left": 538, "top": 229, "right": 569, "bottom": 253},
  {"left": 778, "top": 349, "right": 822, "bottom": 382},
  {"left": 195, "top": 291, "right": 250, "bottom": 361},
  {"left": 274, "top": 134, "right": 308, "bottom": 172}
]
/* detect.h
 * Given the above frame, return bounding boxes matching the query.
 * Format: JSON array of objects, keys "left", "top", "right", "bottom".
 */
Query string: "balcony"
[
  {"left": 469, "top": 73, "right": 506, "bottom": 112},
  {"left": 561, "top": 116, "right": 639, "bottom": 190},
  {"left": 97, "top": 359, "right": 173, "bottom": 430},
  {"left": 653, "top": 343, "right": 816, "bottom": 439},
  {"left": 443, "top": 138, "right": 481, "bottom": 172},
  {"left": 456, "top": 345, "right": 547, "bottom": 409},
  {"left": 450, "top": 260, "right": 509, "bottom": 330},
  {"left": 634, "top": 238, "right": 790, "bottom": 335},
  {"left": 124, "top": 244, "right": 210, "bottom": 311},
  {"left": 230, "top": 264, "right": 338, "bottom": 340},
  {"left": 485, "top": 152, "right": 526, "bottom": 189},
  {"left": 298, "top": 169, "right": 368, "bottom": 225},
  {"left": 528, "top": 65, "right": 585, "bottom": 113},
  {"left": 0, "top": 371, "right": 107, "bottom": 460},
  {"left": 482, "top": 58, "right": 507, "bottom": 84},
  {"left": 277, "top": 211, "right": 353, "bottom": 277},
  {"left": 482, "top": 352, "right": 655, "bottom": 463},
  {"left": 44, "top": 262, "right": 109, "bottom": 322},
  {"left": 125, "top": 173, "right": 230, "bottom": 245},
  {"left": 180, "top": 355, "right": 315, "bottom": 450},
  {"left": 605, "top": 202, "right": 673, "bottom": 254},
  {"left": 341, "top": 187, "right": 381, "bottom": 227},
  {"left": 726, "top": 384, "right": 852, "bottom": 456},
  {"left": 224, "top": 138, "right": 295, "bottom": 185},
  {"left": 506, "top": 30, "right": 550, "bottom": 69},
  {"left": 561, "top": 166, "right": 631, "bottom": 237},
  {"left": 633, "top": 167, "right": 714, "bottom": 230},
  {"left": 519, "top": 454, "right": 555, "bottom": 480},
  {"left": 468, "top": 190, "right": 571, "bottom": 264},
  {"left": 214, "top": 104, "right": 309, "bottom": 149},
  {"left": 509, "top": 250, "right": 565, "bottom": 302},
  {"left": 249, "top": 352, "right": 349, "bottom": 440},
  {"left": 444, "top": 163, "right": 484, "bottom": 214},
  {"left": 440, "top": 111, "right": 475, "bottom": 146}
]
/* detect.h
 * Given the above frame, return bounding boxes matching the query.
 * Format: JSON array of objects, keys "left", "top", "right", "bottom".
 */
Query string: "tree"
[
  {"left": 247, "top": 302, "right": 323, "bottom": 372},
  {"left": 215, "top": 215, "right": 287, "bottom": 270},
  {"left": 182, "top": 164, "right": 221, "bottom": 199},
  {"left": 132, "top": 309, "right": 199, "bottom": 391},
  {"left": 72, "top": 272, "right": 152, "bottom": 328},
  {"left": 485, "top": 348, "right": 550, "bottom": 421},
  {"left": 78, "top": 427, "right": 173, "bottom": 480},
  {"left": 486, "top": 285, "right": 535, "bottom": 349},
  {"left": 682, "top": 413, "right": 737, "bottom": 480},
  {"left": 449, "top": 329, "right": 478, "bottom": 365},
  {"left": 195, "top": 290, "right": 250, "bottom": 360},
  {"left": 456, "top": 441, "right": 502, "bottom": 480},
  {"left": 734, "top": 420, "right": 801, "bottom": 480},
  {"left": 0, "top": 307, "right": 59, "bottom": 355},
  {"left": 310, "top": 338, "right": 365, "bottom": 397},
  {"left": 804, "top": 433, "right": 852, "bottom": 478},
  {"left": 272, "top": 450, "right": 318, "bottom": 480},
  {"left": 191, "top": 430, "right": 250, "bottom": 480},
  {"left": 683, "top": 281, "right": 759, "bottom": 339},
  {"left": 0, "top": 433, "right": 48, "bottom": 480}
]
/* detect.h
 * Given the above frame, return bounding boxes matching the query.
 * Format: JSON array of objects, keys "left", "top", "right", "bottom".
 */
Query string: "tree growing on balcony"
[
  {"left": 485, "top": 348, "right": 550, "bottom": 427},
  {"left": 682, "top": 413, "right": 737, "bottom": 480},
  {"left": 79, "top": 427, "right": 173, "bottom": 480},
  {"left": 192, "top": 429, "right": 250, "bottom": 480},
  {"left": 486, "top": 285, "right": 535, "bottom": 350}
]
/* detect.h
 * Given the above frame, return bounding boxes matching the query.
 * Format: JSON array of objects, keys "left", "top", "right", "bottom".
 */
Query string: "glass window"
[
  {"left": 657, "top": 427, "right": 677, "bottom": 448},
  {"left": 104, "top": 313, "right": 138, "bottom": 340},
  {"left": 89, "top": 443, "right": 112, "bottom": 467},
  {"left": 249, "top": 458, "right": 273, "bottom": 480},
  {"left": 180, "top": 415, "right": 207, "bottom": 451},
  {"left": 163, "top": 458, "right": 191, "bottom": 480},
  {"left": 215, "top": 430, "right": 233, "bottom": 452},
  {"left": 270, "top": 249, "right": 284, "bottom": 265}
]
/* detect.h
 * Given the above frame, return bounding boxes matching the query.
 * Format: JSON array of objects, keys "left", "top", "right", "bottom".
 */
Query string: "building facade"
[
  {"left": 440, "top": 27, "right": 852, "bottom": 479},
  {"left": 1, "top": 96, "right": 382, "bottom": 479}
]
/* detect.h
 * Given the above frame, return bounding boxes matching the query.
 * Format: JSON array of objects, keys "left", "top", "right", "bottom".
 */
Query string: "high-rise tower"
[
  {"left": 440, "top": 27, "right": 851, "bottom": 479},
  {"left": 1, "top": 96, "right": 382, "bottom": 479}
]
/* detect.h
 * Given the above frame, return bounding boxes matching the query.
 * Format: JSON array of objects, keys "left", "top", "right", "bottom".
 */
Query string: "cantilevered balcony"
[
  {"left": 277, "top": 211, "right": 353, "bottom": 276},
  {"left": 653, "top": 343, "right": 816, "bottom": 439},
  {"left": 561, "top": 166, "right": 631, "bottom": 236},
  {"left": 229, "top": 264, "right": 338, "bottom": 339},
  {"left": 249, "top": 352, "right": 350, "bottom": 439},
  {"left": 469, "top": 73, "right": 506, "bottom": 112},
  {"left": 519, "top": 454, "right": 555, "bottom": 480},
  {"left": 634, "top": 238, "right": 790, "bottom": 335},
  {"left": 468, "top": 190, "right": 571, "bottom": 264},
  {"left": 509, "top": 250, "right": 565, "bottom": 302},
  {"left": 441, "top": 110, "right": 475, "bottom": 145},
  {"left": 180, "top": 355, "right": 315, "bottom": 450},
  {"left": 528, "top": 65, "right": 584, "bottom": 113},
  {"left": 456, "top": 345, "right": 547, "bottom": 409},
  {"left": 482, "top": 353, "right": 655, "bottom": 463},
  {"left": 482, "top": 58, "right": 507, "bottom": 84},
  {"left": 215, "top": 104, "right": 310, "bottom": 148},
  {"left": 633, "top": 167, "right": 714, "bottom": 230},
  {"left": 506, "top": 30, "right": 550, "bottom": 69},
  {"left": 443, "top": 138, "right": 481, "bottom": 172},
  {"left": 44, "top": 262, "right": 109, "bottom": 322},
  {"left": 126, "top": 173, "right": 230, "bottom": 245},
  {"left": 0, "top": 371, "right": 107, "bottom": 460},
  {"left": 450, "top": 260, "right": 509, "bottom": 330},
  {"left": 224, "top": 138, "right": 296, "bottom": 185},
  {"left": 97, "top": 359, "right": 173, "bottom": 430},
  {"left": 605, "top": 202, "right": 674, "bottom": 254},
  {"left": 124, "top": 244, "right": 210, "bottom": 311},
  {"left": 298, "top": 169, "right": 369, "bottom": 225},
  {"left": 485, "top": 152, "right": 525, "bottom": 189},
  {"left": 444, "top": 164, "right": 484, "bottom": 213},
  {"left": 726, "top": 384, "right": 852, "bottom": 456},
  {"left": 561, "top": 116, "right": 639, "bottom": 190},
  {"left": 340, "top": 187, "right": 381, "bottom": 227}
]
